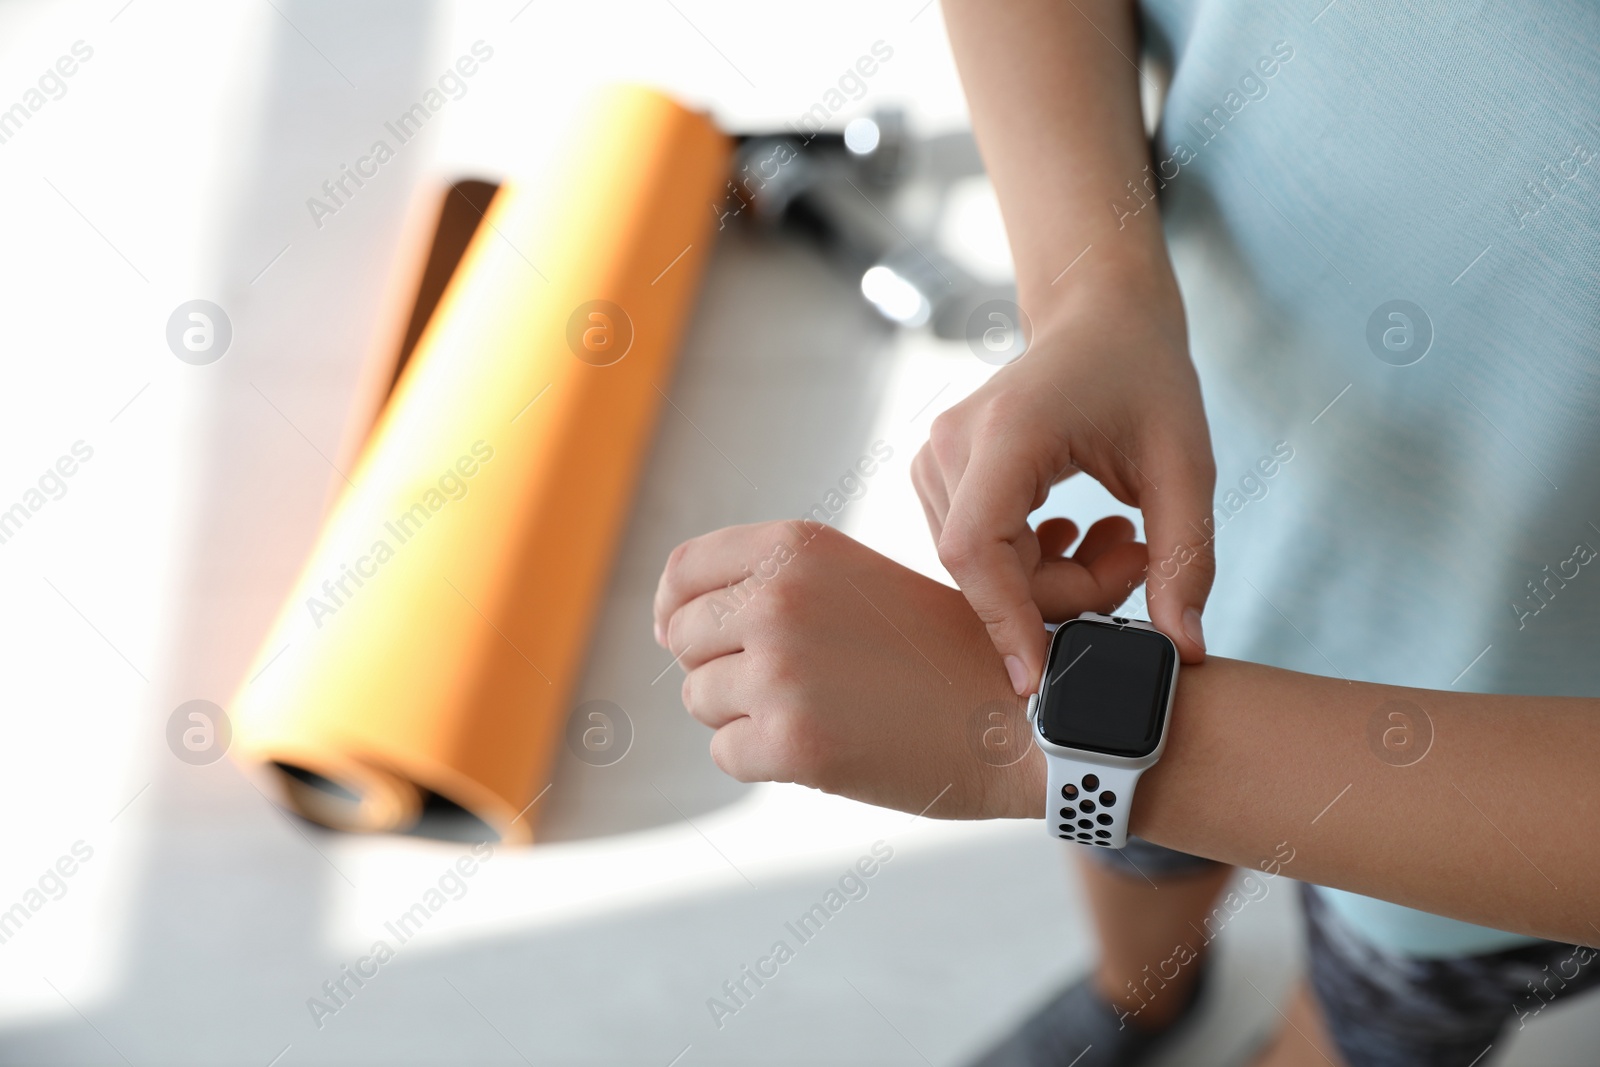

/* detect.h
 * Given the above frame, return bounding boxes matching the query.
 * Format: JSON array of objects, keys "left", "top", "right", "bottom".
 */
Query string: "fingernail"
[
  {"left": 1004, "top": 655, "right": 1030, "bottom": 696},
  {"left": 1182, "top": 608, "right": 1206, "bottom": 653}
]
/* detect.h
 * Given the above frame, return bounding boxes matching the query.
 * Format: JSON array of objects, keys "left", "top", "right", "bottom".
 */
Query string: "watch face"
[{"left": 1037, "top": 619, "right": 1177, "bottom": 758}]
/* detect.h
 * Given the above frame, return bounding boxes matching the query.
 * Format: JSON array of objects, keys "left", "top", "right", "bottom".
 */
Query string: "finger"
[
  {"left": 937, "top": 450, "right": 1052, "bottom": 696},
  {"left": 1031, "top": 540, "right": 1149, "bottom": 621},
  {"left": 1139, "top": 449, "right": 1217, "bottom": 664},
  {"left": 1071, "top": 515, "right": 1136, "bottom": 566},
  {"left": 680, "top": 652, "right": 750, "bottom": 731},
  {"left": 922, "top": 406, "right": 979, "bottom": 547},
  {"left": 666, "top": 587, "right": 752, "bottom": 672},
  {"left": 926, "top": 406, "right": 975, "bottom": 489},
  {"left": 654, "top": 522, "right": 808, "bottom": 644},
  {"left": 911, "top": 445, "right": 952, "bottom": 542},
  {"left": 1035, "top": 517, "right": 1080, "bottom": 558},
  {"left": 708, "top": 714, "right": 785, "bottom": 784}
]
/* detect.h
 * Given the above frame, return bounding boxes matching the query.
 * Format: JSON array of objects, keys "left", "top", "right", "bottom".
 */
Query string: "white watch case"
[{"left": 1027, "top": 611, "right": 1180, "bottom": 846}]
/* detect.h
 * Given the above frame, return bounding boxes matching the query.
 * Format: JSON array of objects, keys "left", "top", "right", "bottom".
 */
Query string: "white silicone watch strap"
[{"left": 1045, "top": 754, "right": 1143, "bottom": 848}]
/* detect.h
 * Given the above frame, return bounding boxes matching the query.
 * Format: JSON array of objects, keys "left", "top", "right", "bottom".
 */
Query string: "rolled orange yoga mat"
[{"left": 232, "top": 86, "right": 730, "bottom": 843}]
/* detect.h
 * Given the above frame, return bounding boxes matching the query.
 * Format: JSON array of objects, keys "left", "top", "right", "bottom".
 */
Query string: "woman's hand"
[
  {"left": 652, "top": 519, "right": 1146, "bottom": 819},
  {"left": 913, "top": 276, "right": 1217, "bottom": 696}
]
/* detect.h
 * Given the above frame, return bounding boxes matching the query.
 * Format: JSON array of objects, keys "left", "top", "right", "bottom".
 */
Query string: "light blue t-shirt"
[{"left": 1137, "top": 0, "right": 1600, "bottom": 957}]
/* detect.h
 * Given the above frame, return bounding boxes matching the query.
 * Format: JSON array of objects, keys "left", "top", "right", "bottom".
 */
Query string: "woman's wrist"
[
  {"left": 1016, "top": 229, "right": 1184, "bottom": 344},
  {"left": 1127, "top": 654, "right": 1219, "bottom": 844},
  {"left": 997, "top": 745, "right": 1049, "bottom": 821},
  {"left": 1127, "top": 656, "right": 1329, "bottom": 867}
]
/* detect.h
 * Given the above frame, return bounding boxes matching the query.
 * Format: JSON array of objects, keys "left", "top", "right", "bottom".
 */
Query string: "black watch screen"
[{"left": 1036, "top": 619, "right": 1177, "bottom": 757}]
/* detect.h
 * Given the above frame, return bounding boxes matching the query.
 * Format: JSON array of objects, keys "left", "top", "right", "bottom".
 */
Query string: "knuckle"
[
  {"left": 927, "top": 409, "right": 967, "bottom": 464},
  {"left": 779, "top": 569, "right": 814, "bottom": 614},
  {"left": 1152, "top": 538, "right": 1216, "bottom": 590},
  {"left": 760, "top": 642, "right": 803, "bottom": 689},
  {"left": 749, "top": 571, "right": 797, "bottom": 625},
  {"left": 741, "top": 600, "right": 778, "bottom": 639},
  {"left": 748, "top": 643, "right": 800, "bottom": 700},
  {"left": 970, "top": 600, "right": 1017, "bottom": 631},
  {"left": 764, "top": 709, "right": 819, "bottom": 783},
  {"left": 748, "top": 645, "right": 805, "bottom": 709},
  {"left": 708, "top": 731, "right": 756, "bottom": 783},
  {"left": 936, "top": 527, "right": 981, "bottom": 574},
  {"left": 1185, "top": 545, "right": 1218, "bottom": 582},
  {"left": 662, "top": 538, "right": 693, "bottom": 587},
  {"left": 776, "top": 531, "right": 827, "bottom": 585},
  {"left": 752, "top": 518, "right": 790, "bottom": 546},
  {"left": 979, "top": 388, "right": 1031, "bottom": 427}
]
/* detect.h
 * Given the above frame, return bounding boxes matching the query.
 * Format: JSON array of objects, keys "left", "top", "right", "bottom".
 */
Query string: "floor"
[{"left": 0, "top": 2, "right": 1594, "bottom": 1064}]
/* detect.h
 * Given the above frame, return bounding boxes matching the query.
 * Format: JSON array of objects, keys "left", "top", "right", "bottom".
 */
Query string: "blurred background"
[{"left": 0, "top": 2, "right": 1592, "bottom": 1064}]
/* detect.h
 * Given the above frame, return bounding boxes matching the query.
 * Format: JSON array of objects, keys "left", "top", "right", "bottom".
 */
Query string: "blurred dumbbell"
[{"left": 723, "top": 108, "right": 1015, "bottom": 340}]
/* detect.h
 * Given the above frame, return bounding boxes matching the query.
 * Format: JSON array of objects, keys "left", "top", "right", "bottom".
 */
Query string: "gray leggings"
[{"left": 1092, "top": 839, "right": 1600, "bottom": 1066}]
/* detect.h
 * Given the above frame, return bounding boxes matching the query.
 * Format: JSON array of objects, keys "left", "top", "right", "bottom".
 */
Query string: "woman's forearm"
[
  {"left": 941, "top": 0, "right": 1175, "bottom": 316},
  {"left": 1124, "top": 658, "right": 1600, "bottom": 946},
  {"left": 657, "top": 523, "right": 1598, "bottom": 945}
]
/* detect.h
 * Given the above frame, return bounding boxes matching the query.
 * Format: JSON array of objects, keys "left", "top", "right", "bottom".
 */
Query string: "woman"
[{"left": 656, "top": 2, "right": 1600, "bottom": 1063}]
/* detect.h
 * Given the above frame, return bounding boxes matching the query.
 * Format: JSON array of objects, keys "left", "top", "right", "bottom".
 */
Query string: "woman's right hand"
[{"left": 912, "top": 273, "right": 1217, "bottom": 695}]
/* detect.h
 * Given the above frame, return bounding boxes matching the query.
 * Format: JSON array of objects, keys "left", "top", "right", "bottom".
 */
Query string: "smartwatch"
[{"left": 1025, "top": 612, "right": 1180, "bottom": 848}]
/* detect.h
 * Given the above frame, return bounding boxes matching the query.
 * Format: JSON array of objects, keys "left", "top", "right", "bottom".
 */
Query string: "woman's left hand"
[{"left": 652, "top": 518, "right": 1146, "bottom": 819}]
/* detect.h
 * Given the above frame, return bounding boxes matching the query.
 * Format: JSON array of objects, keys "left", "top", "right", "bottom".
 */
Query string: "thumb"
[{"left": 1140, "top": 461, "right": 1216, "bottom": 664}]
